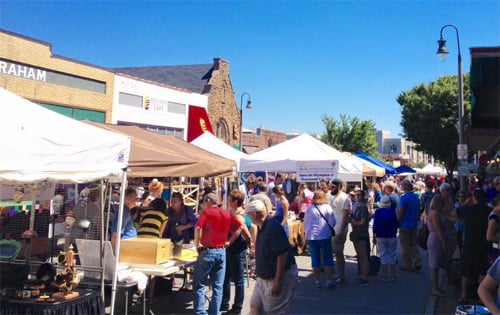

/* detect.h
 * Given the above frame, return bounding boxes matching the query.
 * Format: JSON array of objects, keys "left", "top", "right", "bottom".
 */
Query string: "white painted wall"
[{"left": 112, "top": 74, "right": 208, "bottom": 140}]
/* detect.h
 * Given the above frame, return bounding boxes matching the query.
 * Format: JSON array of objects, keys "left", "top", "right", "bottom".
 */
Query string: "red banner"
[{"left": 187, "top": 105, "right": 214, "bottom": 142}]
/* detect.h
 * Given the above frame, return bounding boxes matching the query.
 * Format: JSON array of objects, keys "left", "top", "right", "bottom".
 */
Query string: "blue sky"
[{"left": 1, "top": 1, "right": 499, "bottom": 138}]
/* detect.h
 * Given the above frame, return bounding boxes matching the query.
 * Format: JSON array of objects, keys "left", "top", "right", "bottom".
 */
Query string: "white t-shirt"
[{"left": 329, "top": 191, "right": 351, "bottom": 233}]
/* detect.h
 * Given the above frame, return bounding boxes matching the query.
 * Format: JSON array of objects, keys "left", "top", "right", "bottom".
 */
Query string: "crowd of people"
[{"left": 107, "top": 173, "right": 500, "bottom": 314}]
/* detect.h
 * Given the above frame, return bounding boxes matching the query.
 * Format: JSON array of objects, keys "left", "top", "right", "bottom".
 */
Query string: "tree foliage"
[
  {"left": 321, "top": 114, "right": 378, "bottom": 156},
  {"left": 397, "top": 74, "right": 470, "bottom": 174}
]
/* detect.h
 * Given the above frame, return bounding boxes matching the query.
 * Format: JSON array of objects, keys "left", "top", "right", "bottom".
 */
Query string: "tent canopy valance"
[
  {"left": 0, "top": 88, "right": 130, "bottom": 184},
  {"left": 240, "top": 134, "right": 362, "bottom": 182},
  {"left": 84, "top": 121, "right": 236, "bottom": 178}
]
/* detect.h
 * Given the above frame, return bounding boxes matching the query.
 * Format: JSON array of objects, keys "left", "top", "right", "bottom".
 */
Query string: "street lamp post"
[
  {"left": 436, "top": 24, "right": 466, "bottom": 190},
  {"left": 239, "top": 92, "right": 252, "bottom": 152}
]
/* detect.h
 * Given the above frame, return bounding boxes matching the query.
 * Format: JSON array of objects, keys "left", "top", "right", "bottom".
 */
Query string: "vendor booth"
[
  {"left": 417, "top": 164, "right": 446, "bottom": 176},
  {"left": 84, "top": 121, "right": 236, "bottom": 178},
  {"left": 240, "top": 133, "right": 362, "bottom": 183},
  {"left": 0, "top": 88, "right": 131, "bottom": 314},
  {"left": 344, "top": 152, "right": 386, "bottom": 177},
  {"left": 354, "top": 152, "right": 397, "bottom": 175}
]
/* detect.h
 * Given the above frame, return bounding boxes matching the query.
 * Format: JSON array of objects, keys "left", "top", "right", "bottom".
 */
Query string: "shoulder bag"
[{"left": 314, "top": 205, "right": 336, "bottom": 237}]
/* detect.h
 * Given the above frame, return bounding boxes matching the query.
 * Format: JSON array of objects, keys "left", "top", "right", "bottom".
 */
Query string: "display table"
[
  {"left": 0, "top": 288, "right": 104, "bottom": 315},
  {"left": 128, "top": 258, "right": 197, "bottom": 315}
]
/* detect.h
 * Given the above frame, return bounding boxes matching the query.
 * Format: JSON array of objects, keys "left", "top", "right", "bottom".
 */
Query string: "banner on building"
[{"left": 187, "top": 105, "right": 214, "bottom": 142}]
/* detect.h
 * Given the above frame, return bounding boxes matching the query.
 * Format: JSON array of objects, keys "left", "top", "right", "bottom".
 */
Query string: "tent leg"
[{"left": 110, "top": 172, "right": 128, "bottom": 315}]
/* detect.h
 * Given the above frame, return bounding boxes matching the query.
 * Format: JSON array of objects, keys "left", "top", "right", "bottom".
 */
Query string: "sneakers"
[
  {"left": 325, "top": 280, "right": 336, "bottom": 290},
  {"left": 378, "top": 276, "right": 389, "bottom": 282},
  {"left": 354, "top": 278, "right": 371, "bottom": 287},
  {"left": 315, "top": 281, "right": 322, "bottom": 289},
  {"left": 335, "top": 277, "right": 346, "bottom": 285}
]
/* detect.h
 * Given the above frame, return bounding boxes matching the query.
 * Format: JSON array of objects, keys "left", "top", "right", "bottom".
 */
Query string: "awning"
[
  {"left": 395, "top": 165, "right": 416, "bottom": 174},
  {"left": 85, "top": 121, "right": 235, "bottom": 177},
  {"left": 344, "top": 152, "right": 385, "bottom": 177},
  {"left": 354, "top": 152, "right": 397, "bottom": 175}
]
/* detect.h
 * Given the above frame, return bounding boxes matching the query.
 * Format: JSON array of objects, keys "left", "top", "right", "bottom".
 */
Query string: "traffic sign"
[{"left": 457, "top": 144, "right": 468, "bottom": 160}]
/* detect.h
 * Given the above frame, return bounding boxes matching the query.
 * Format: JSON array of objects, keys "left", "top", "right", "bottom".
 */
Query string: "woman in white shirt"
[{"left": 303, "top": 190, "right": 336, "bottom": 290}]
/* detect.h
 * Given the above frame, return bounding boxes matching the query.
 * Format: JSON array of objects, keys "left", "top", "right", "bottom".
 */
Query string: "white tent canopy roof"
[
  {"left": 416, "top": 164, "right": 446, "bottom": 175},
  {"left": 190, "top": 131, "right": 247, "bottom": 172},
  {"left": 0, "top": 88, "right": 130, "bottom": 183},
  {"left": 240, "top": 133, "right": 362, "bottom": 182}
]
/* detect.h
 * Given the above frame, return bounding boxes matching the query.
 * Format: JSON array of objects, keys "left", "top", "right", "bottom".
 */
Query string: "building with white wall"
[
  {"left": 374, "top": 130, "right": 433, "bottom": 166},
  {"left": 112, "top": 73, "right": 208, "bottom": 140}
]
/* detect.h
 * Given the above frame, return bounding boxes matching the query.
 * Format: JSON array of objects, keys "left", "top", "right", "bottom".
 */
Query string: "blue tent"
[
  {"left": 354, "top": 152, "right": 397, "bottom": 175},
  {"left": 395, "top": 165, "right": 416, "bottom": 174}
]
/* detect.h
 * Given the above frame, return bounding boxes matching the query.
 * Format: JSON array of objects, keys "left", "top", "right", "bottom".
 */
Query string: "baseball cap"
[{"left": 245, "top": 199, "right": 266, "bottom": 213}]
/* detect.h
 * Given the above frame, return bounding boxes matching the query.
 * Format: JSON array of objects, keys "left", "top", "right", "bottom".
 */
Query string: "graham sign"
[
  {"left": 0, "top": 60, "right": 47, "bottom": 82},
  {"left": 296, "top": 160, "right": 339, "bottom": 182}
]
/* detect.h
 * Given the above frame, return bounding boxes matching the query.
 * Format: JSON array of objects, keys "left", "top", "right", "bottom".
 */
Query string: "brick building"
[
  {"left": 242, "top": 128, "right": 288, "bottom": 154},
  {"left": 0, "top": 29, "right": 114, "bottom": 122}
]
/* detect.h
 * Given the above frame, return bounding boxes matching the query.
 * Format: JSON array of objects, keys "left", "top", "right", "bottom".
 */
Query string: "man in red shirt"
[{"left": 193, "top": 193, "right": 244, "bottom": 315}]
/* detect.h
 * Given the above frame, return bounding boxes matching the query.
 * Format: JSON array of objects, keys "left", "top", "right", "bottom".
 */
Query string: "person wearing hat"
[
  {"left": 246, "top": 199, "right": 297, "bottom": 315},
  {"left": 193, "top": 192, "right": 245, "bottom": 315},
  {"left": 373, "top": 195, "right": 400, "bottom": 281},
  {"left": 397, "top": 179, "right": 422, "bottom": 272}
]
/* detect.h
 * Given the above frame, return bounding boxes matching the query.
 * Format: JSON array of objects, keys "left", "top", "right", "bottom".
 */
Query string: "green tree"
[
  {"left": 321, "top": 114, "right": 378, "bottom": 156},
  {"left": 397, "top": 74, "right": 470, "bottom": 177}
]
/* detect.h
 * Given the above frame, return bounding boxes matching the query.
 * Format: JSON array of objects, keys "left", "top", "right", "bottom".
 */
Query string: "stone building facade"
[{"left": 203, "top": 59, "right": 240, "bottom": 147}]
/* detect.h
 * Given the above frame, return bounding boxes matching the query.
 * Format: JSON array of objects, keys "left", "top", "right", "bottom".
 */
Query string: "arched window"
[{"left": 216, "top": 118, "right": 229, "bottom": 143}]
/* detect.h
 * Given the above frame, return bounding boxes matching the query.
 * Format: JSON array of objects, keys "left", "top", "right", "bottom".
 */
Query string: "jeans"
[
  {"left": 193, "top": 248, "right": 226, "bottom": 315},
  {"left": 222, "top": 249, "right": 247, "bottom": 311}
]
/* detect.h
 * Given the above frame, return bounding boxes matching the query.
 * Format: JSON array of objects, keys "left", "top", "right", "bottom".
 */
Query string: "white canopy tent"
[
  {"left": 0, "top": 88, "right": 130, "bottom": 183},
  {"left": 0, "top": 88, "right": 130, "bottom": 315},
  {"left": 240, "top": 133, "right": 363, "bottom": 182},
  {"left": 416, "top": 164, "right": 446, "bottom": 175},
  {"left": 190, "top": 131, "right": 247, "bottom": 171}
]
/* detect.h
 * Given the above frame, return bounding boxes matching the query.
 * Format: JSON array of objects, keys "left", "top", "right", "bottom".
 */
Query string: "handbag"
[
  {"left": 369, "top": 244, "right": 381, "bottom": 276},
  {"left": 314, "top": 205, "right": 335, "bottom": 237},
  {"left": 416, "top": 220, "right": 429, "bottom": 250}
]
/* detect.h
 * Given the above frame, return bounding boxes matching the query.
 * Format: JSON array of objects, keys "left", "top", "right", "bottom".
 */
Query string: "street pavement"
[{"left": 138, "top": 231, "right": 436, "bottom": 315}]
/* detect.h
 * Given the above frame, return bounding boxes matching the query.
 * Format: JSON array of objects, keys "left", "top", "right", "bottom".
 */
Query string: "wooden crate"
[{"left": 119, "top": 238, "right": 172, "bottom": 265}]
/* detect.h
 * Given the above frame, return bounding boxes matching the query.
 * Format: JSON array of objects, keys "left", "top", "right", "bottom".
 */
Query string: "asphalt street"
[{"left": 138, "top": 230, "right": 435, "bottom": 315}]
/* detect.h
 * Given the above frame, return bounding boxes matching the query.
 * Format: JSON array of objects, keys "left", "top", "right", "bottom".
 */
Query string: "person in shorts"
[{"left": 246, "top": 200, "right": 298, "bottom": 315}]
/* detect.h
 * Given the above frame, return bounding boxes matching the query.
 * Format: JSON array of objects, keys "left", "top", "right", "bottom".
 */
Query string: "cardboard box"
[{"left": 119, "top": 238, "right": 172, "bottom": 265}]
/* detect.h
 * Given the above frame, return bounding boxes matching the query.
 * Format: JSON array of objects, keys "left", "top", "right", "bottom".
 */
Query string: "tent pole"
[
  {"left": 110, "top": 171, "right": 128, "bottom": 315},
  {"left": 100, "top": 180, "right": 106, "bottom": 301}
]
